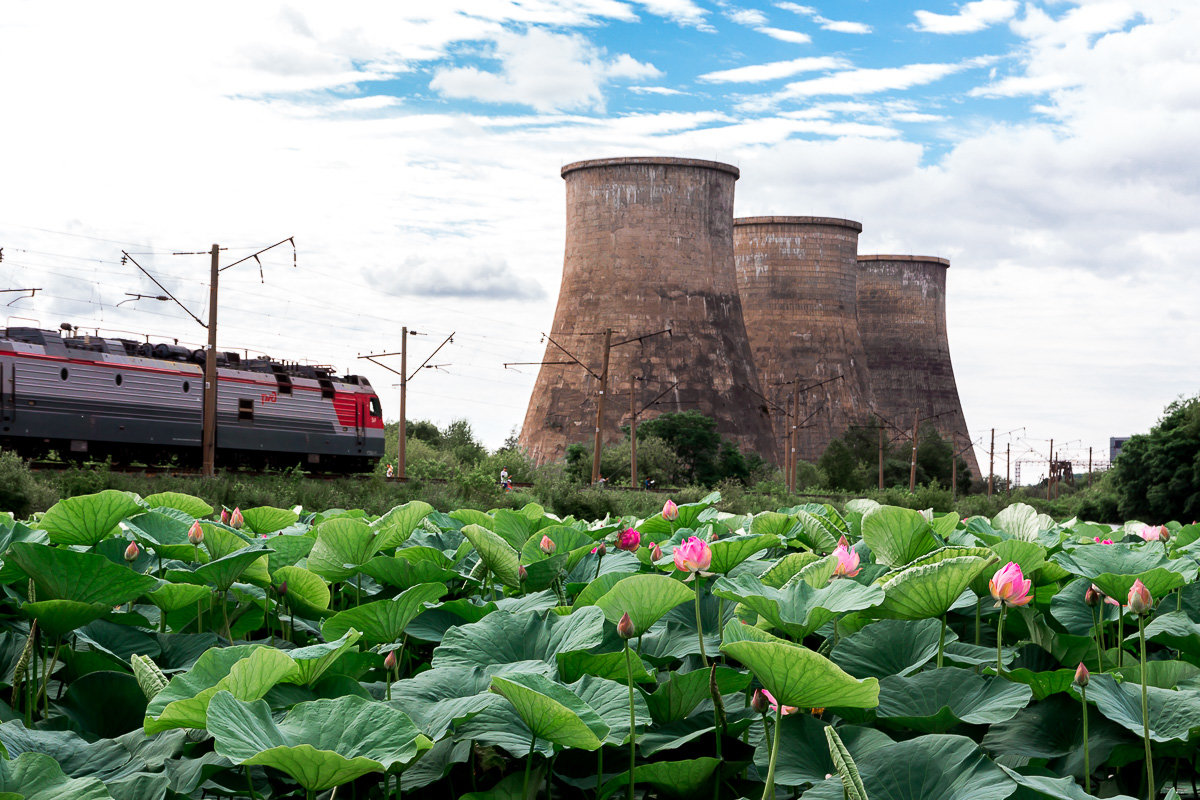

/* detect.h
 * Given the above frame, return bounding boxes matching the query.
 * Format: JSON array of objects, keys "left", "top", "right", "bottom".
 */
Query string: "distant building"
[{"left": 1110, "top": 436, "right": 1131, "bottom": 462}]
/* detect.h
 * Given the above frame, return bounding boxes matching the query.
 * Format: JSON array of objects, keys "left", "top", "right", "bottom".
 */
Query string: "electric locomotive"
[{"left": 0, "top": 325, "right": 384, "bottom": 471}]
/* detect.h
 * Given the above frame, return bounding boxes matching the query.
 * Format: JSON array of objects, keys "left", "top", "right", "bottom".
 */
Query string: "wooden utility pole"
[
  {"left": 201, "top": 244, "right": 219, "bottom": 477},
  {"left": 1088, "top": 446, "right": 1093, "bottom": 486},
  {"left": 629, "top": 373, "right": 638, "bottom": 488},
  {"left": 1048, "top": 438, "right": 1054, "bottom": 499},
  {"left": 1006, "top": 443, "right": 1011, "bottom": 494},
  {"left": 878, "top": 425, "right": 885, "bottom": 490},
  {"left": 951, "top": 436, "right": 958, "bottom": 499},
  {"left": 788, "top": 390, "right": 799, "bottom": 492},
  {"left": 987, "top": 427, "right": 995, "bottom": 498},
  {"left": 908, "top": 409, "right": 919, "bottom": 492},
  {"left": 398, "top": 326, "right": 408, "bottom": 481},
  {"left": 590, "top": 328, "right": 613, "bottom": 484}
]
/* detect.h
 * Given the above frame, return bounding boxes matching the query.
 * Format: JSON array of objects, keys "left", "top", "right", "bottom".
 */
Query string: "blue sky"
[{"left": 1, "top": 0, "right": 1197, "bottom": 482}]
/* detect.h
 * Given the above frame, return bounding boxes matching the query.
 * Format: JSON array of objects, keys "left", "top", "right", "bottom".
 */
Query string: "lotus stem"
[
  {"left": 38, "top": 636, "right": 61, "bottom": 717},
  {"left": 996, "top": 605, "right": 1007, "bottom": 676},
  {"left": 245, "top": 766, "right": 258, "bottom": 800},
  {"left": 760, "top": 702, "right": 783, "bottom": 800},
  {"left": 596, "top": 747, "right": 604, "bottom": 799},
  {"left": 625, "top": 642, "right": 637, "bottom": 800},
  {"left": 525, "top": 732, "right": 537, "bottom": 800},
  {"left": 1139, "top": 615, "right": 1154, "bottom": 799},
  {"left": 221, "top": 590, "right": 233, "bottom": 642},
  {"left": 694, "top": 576, "right": 709, "bottom": 668},
  {"left": 937, "top": 615, "right": 947, "bottom": 668},
  {"left": 975, "top": 598, "right": 981, "bottom": 646},
  {"left": 1118, "top": 612, "right": 1124, "bottom": 666},
  {"left": 1092, "top": 606, "right": 1104, "bottom": 672},
  {"left": 1080, "top": 683, "right": 1091, "bottom": 795}
]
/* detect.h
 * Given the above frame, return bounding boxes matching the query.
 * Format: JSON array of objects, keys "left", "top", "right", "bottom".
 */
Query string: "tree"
[
  {"left": 636, "top": 411, "right": 722, "bottom": 485},
  {"left": 1113, "top": 395, "right": 1200, "bottom": 521}
]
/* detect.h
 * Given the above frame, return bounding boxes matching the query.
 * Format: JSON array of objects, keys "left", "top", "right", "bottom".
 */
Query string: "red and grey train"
[{"left": 0, "top": 326, "right": 384, "bottom": 471}]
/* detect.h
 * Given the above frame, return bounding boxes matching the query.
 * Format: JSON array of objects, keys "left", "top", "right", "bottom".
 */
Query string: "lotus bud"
[
  {"left": 750, "top": 689, "right": 769, "bottom": 714},
  {"left": 617, "top": 528, "right": 641, "bottom": 552},
  {"left": 1128, "top": 579, "right": 1152, "bottom": 615},
  {"left": 710, "top": 531, "right": 719, "bottom": 541},
  {"left": 230, "top": 507, "right": 244, "bottom": 529},
  {"left": 650, "top": 542, "right": 663, "bottom": 561},
  {"left": 187, "top": 521, "right": 204, "bottom": 546},
  {"left": 124, "top": 541, "right": 139, "bottom": 562},
  {"left": 539, "top": 535, "right": 556, "bottom": 555},
  {"left": 662, "top": 499, "right": 678, "bottom": 521},
  {"left": 518, "top": 564, "right": 528, "bottom": 583},
  {"left": 276, "top": 580, "right": 288, "bottom": 597},
  {"left": 220, "top": 508, "right": 230, "bottom": 525},
  {"left": 592, "top": 542, "right": 608, "bottom": 557},
  {"left": 383, "top": 650, "right": 397, "bottom": 671},
  {"left": 1084, "top": 584, "right": 1103, "bottom": 607},
  {"left": 1074, "top": 662, "right": 1089, "bottom": 687},
  {"left": 617, "top": 612, "right": 635, "bottom": 640}
]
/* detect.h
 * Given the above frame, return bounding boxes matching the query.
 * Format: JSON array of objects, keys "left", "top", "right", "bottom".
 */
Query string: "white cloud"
[
  {"left": 629, "top": 85, "right": 688, "bottom": 95},
  {"left": 698, "top": 56, "right": 848, "bottom": 83},
  {"left": 634, "top": 0, "right": 714, "bottom": 30},
  {"left": 776, "top": 61, "right": 971, "bottom": 97},
  {"left": 726, "top": 8, "right": 769, "bottom": 26},
  {"left": 430, "top": 28, "right": 660, "bottom": 112},
  {"left": 912, "top": 0, "right": 1019, "bottom": 34},
  {"left": 776, "top": 2, "right": 872, "bottom": 34},
  {"left": 367, "top": 255, "right": 545, "bottom": 301},
  {"left": 756, "top": 26, "right": 813, "bottom": 44}
]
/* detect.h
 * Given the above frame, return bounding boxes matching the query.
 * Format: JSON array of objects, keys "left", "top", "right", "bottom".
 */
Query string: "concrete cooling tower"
[
  {"left": 856, "top": 255, "right": 981, "bottom": 478},
  {"left": 733, "top": 216, "right": 876, "bottom": 464},
  {"left": 519, "top": 157, "right": 777, "bottom": 466}
]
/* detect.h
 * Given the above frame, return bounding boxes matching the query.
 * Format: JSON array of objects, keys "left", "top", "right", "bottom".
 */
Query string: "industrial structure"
[
  {"left": 518, "top": 157, "right": 776, "bottom": 466},
  {"left": 855, "top": 255, "right": 980, "bottom": 477},
  {"left": 733, "top": 216, "right": 877, "bottom": 465}
]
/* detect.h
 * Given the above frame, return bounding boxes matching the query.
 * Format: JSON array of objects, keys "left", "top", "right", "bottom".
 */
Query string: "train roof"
[{"left": 0, "top": 326, "right": 372, "bottom": 387}]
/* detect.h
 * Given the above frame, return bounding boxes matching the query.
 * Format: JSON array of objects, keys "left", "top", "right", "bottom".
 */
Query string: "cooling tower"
[
  {"left": 733, "top": 217, "right": 876, "bottom": 464},
  {"left": 519, "top": 157, "right": 776, "bottom": 466},
  {"left": 856, "top": 255, "right": 980, "bottom": 478}
]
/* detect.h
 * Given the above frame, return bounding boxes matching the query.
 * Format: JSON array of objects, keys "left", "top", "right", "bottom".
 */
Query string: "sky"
[{"left": 1, "top": 0, "right": 1197, "bottom": 483}]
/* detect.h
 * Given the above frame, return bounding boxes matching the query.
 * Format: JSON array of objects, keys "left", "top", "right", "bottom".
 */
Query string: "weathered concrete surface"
[
  {"left": 734, "top": 216, "right": 877, "bottom": 464},
  {"left": 856, "top": 255, "right": 981, "bottom": 478},
  {"left": 519, "top": 157, "right": 776, "bottom": 465}
]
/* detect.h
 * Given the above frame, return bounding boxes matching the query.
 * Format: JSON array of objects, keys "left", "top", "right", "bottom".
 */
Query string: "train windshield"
[{"left": 369, "top": 397, "right": 382, "bottom": 417}]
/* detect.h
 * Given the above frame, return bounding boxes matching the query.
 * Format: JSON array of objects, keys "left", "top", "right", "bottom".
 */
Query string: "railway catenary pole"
[
  {"left": 591, "top": 329, "right": 613, "bottom": 485},
  {"left": 909, "top": 409, "right": 919, "bottom": 493},
  {"left": 201, "top": 245, "right": 219, "bottom": 477},
  {"left": 629, "top": 373, "right": 637, "bottom": 489},
  {"left": 987, "top": 428, "right": 995, "bottom": 498}
]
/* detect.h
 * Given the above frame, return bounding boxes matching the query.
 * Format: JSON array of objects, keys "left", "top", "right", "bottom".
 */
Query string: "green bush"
[{"left": 0, "top": 450, "right": 57, "bottom": 517}]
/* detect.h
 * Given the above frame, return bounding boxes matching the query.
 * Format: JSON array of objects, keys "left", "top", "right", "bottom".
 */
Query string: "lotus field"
[{"left": 2, "top": 489, "right": 1200, "bottom": 800}]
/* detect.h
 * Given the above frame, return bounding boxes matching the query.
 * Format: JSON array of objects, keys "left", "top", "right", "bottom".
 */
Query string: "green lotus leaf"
[
  {"left": 861, "top": 505, "right": 940, "bottom": 568},
  {"left": 489, "top": 672, "right": 609, "bottom": 750},
  {"left": 876, "top": 667, "right": 1032, "bottom": 733},
  {"left": 263, "top": 533, "right": 314, "bottom": 573},
  {"left": 387, "top": 665, "right": 511, "bottom": 740},
  {"left": 573, "top": 572, "right": 638, "bottom": 609},
  {"left": 492, "top": 508, "right": 542, "bottom": 551},
  {"left": 997, "top": 764, "right": 1138, "bottom": 800},
  {"left": 791, "top": 508, "right": 842, "bottom": 552},
  {"left": 131, "top": 654, "right": 169, "bottom": 701},
  {"left": 432, "top": 607, "right": 606, "bottom": 673},
  {"left": 750, "top": 511, "right": 799, "bottom": 538},
  {"left": 874, "top": 555, "right": 993, "bottom": 620},
  {"left": 321, "top": 582, "right": 447, "bottom": 644},
  {"left": 519, "top": 525, "right": 593, "bottom": 566},
  {"left": 720, "top": 622, "right": 878, "bottom": 710},
  {"left": 147, "top": 583, "right": 212, "bottom": 613},
  {"left": 1111, "top": 659, "right": 1200, "bottom": 689},
  {"left": 1051, "top": 544, "right": 1195, "bottom": 600},
  {"left": 567, "top": 674, "right": 651, "bottom": 746},
  {"left": 712, "top": 573, "right": 884, "bottom": 639},
  {"left": 831, "top": 618, "right": 952, "bottom": 679},
  {"left": 38, "top": 490, "right": 143, "bottom": 547},
  {"left": 207, "top": 691, "right": 431, "bottom": 791},
  {"left": 982, "top": 693, "right": 1134, "bottom": 781},
  {"left": 1049, "top": 578, "right": 1121, "bottom": 636},
  {"left": 239, "top": 506, "right": 299, "bottom": 535},
  {"left": 360, "top": 550, "right": 457, "bottom": 591},
  {"left": 1078, "top": 672, "right": 1200, "bottom": 742},
  {"left": 371, "top": 501, "right": 435, "bottom": 550},
  {"left": 8, "top": 542, "right": 158, "bottom": 606},
  {"left": 21, "top": 600, "right": 112, "bottom": 637},
  {"left": 308, "top": 518, "right": 377, "bottom": 582},
  {"left": 448, "top": 508, "right": 493, "bottom": 530},
  {"left": 271, "top": 565, "right": 331, "bottom": 619},
  {"left": 122, "top": 510, "right": 203, "bottom": 560},
  {"left": 461, "top": 523, "right": 523, "bottom": 588},
  {"left": 1002, "top": 668, "right": 1078, "bottom": 701},
  {"left": 1142, "top": 611, "right": 1200, "bottom": 661},
  {"left": 556, "top": 649, "right": 656, "bottom": 685},
  {"left": 992, "top": 503, "right": 1052, "bottom": 541},
  {"left": 144, "top": 644, "right": 298, "bottom": 733},
  {"left": 200, "top": 523, "right": 253, "bottom": 558},
  {"left": 285, "top": 630, "right": 362, "bottom": 686},
  {"left": 57, "top": 670, "right": 147, "bottom": 739},
  {"left": 520, "top": 553, "right": 569, "bottom": 592},
  {"left": 706, "top": 533, "right": 778, "bottom": 574},
  {"left": 644, "top": 665, "right": 752, "bottom": 724},
  {"left": 598, "top": 757, "right": 721, "bottom": 800},
  {"left": 802, "top": 734, "right": 1016, "bottom": 800},
  {"left": 142, "top": 492, "right": 213, "bottom": 519},
  {"left": 0, "top": 751, "right": 114, "bottom": 800},
  {"left": 751, "top": 714, "right": 891, "bottom": 790},
  {"left": 193, "top": 543, "right": 274, "bottom": 592},
  {"left": 760, "top": 552, "right": 821, "bottom": 588},
  {"left": 593, "top": 574, "right": 694, "bottom": 637}
]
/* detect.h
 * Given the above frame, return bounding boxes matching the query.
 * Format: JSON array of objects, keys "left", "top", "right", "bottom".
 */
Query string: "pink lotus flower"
[
  {"left": 673, "top": 536, "right": 712, "bottom": 574},
  {"left": 650, "top": 542, "right": 663, "bottom": 561},
  {"left": 617, "top": 528, "right": 641, "bottom": 552},
  {"left": 831, "top": 536, "right": 860, "bottom": 578},
  {"left": 187, "top": 521, "right": 204, "bottom": 546},
  {"left": 1139, "top": 524, "right": 1168, "bottom": 542},
  {"left": 1094, "top": 537, "right": 1114, "bottom": 545},
  {"left": 124, "top": 541, "right": 139, "bottom": 562},
  {"left": 1128, "top": 579, "right": 1152, "bottom": 615},
  {"left": 989, "top": 562, "right": 1032, "bottom": 608},
  {"left": 539, "top": 535, "right": 556, "bottom": 554},
  {"left": 518, "top": 564, "right": 528, "bottom": 583},
  {"left": 662, "top": 499, "right": 679, "bottom": 521},
  {"left": 230, "top": 507, "right": 244, "bottom": 529},
  {"left": 220, "top": 508, "right": 230, "bottom": 525},
  {"left": 760, "top": 689, "right": 798, "bottom": 716}
]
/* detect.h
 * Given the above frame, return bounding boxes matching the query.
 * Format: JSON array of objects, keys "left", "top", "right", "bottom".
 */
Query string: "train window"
[
  {"left": 238, "top": 398, "right": 254, "bottom": 422},
  {"left": 183, "top": 381, "right": 190, "bottom": 393},
  {"left": 115, "top": 374, "right": 123, "bottom": 386},
  {"left": 60, "top": 368, "right": 68, "bottom": 380},
  {"left": 370, "top": 397, "right": 382, "bottom": 417}
]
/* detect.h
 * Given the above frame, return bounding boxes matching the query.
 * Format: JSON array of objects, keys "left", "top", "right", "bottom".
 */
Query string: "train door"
[
  {"left": 354, "top": 394, "right": 366, "bottom": 449},
  {"left": 0, "top": 362, "right": 13, "bottom": 424}
]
